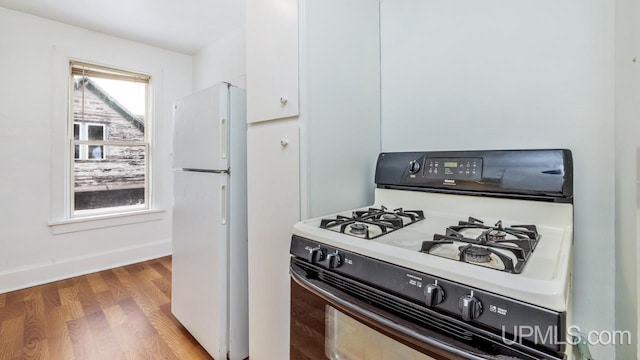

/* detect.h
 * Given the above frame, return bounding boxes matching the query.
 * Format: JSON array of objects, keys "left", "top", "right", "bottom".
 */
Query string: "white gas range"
[{"left": 290, "top": 150, "right": 574, "bottom": 360}]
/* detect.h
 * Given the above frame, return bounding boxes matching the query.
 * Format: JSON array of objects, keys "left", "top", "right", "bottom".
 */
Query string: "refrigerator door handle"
[
  {"left": 220, "top": 118, "right": 228, "bottom": 159},
  {"left": 220, "top": 184, "right": 227, "bottom": 225}
]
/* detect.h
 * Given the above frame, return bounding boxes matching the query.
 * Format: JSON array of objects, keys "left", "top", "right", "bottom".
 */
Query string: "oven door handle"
[{"left": 290, "top": 265, "right": 496, "bottom": 360}]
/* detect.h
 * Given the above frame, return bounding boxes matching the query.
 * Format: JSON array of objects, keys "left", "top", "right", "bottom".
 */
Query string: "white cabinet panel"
[
  {"left": 246, "top": 0, "right": 299, "bottom": 123},
  {"left": 247, "top": 124, "right": 300, "bottom": 359}
]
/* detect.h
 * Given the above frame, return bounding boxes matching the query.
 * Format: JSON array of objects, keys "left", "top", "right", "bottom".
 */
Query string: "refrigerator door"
[
  {"left": 173, "top": 83, "right": 229, "bottom": 171},
  {"left": 172, "top": 170, "right": 229, "bottom": 359}
]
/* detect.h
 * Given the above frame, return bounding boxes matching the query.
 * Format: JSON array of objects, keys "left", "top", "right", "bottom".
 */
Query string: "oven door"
[{"left": 290, "top": 259, "right": 563, "bottom": 360}]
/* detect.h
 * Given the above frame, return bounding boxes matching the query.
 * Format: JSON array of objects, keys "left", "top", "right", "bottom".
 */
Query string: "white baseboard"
[{"left": 0, "top": 239, "right": 172, "bottom": 293}]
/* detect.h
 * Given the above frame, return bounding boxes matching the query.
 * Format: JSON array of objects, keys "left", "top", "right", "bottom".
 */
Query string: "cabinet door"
[
  {"left": 246, "top": 0, "right": 299, "bottom": 123},
  {"left": 247, "top": 124, "right": 300, "bottom": 359}
]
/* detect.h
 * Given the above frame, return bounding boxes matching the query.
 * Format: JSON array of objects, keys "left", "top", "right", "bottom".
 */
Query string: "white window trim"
[
  {"left": 69, "top": 62, "right": 151, "bottom": 218},
  {"left": 48, "top": 208, "right": 165, "bottom": 235},
  {"left": 49, "top": 46, "right": 165, "bottom": 232}
]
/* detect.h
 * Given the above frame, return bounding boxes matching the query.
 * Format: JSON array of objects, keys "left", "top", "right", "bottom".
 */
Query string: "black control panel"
[
  {"left": 290, "top": 235, "right": 567, "bottom": 355},
  {"left": 375, "top": 149, "right": 573, "bottom": 203},
  {"left": 421, "top": 157, "right": 482, "bottom": 180}
]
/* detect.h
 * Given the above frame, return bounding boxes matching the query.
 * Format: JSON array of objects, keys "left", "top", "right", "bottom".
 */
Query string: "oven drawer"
[{"left": 290, "top": 259, "right": 564, "bottom": 360}]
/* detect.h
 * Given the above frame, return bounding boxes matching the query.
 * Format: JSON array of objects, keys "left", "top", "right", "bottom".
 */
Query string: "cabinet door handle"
[
  {"left": 280, "top": 138, "right": 289, "bottom": 147},
  {"left": 280, "top": 97, "right": 288, "bottom": 105}
]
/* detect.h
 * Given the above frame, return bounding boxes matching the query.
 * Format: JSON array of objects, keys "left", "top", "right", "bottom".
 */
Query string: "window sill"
[{"left": 48, "top": 209, "right": 165, "bottom": 235}]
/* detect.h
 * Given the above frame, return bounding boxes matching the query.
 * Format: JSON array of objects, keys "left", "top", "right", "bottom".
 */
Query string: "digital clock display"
[{"left": 444, "top": 162, "right": 458, "bottom": 168}]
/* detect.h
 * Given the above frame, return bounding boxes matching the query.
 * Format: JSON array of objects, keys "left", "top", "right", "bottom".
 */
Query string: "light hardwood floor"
[{"left": 0, "top": 256, "right": 214, "bottom": 360}]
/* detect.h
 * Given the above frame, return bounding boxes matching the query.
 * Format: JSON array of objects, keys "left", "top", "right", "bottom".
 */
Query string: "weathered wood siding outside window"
[{"left": 73, "top": 78, "right": 145, "bottom": 210}]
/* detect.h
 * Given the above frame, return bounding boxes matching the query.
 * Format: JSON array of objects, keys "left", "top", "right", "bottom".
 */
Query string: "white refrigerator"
[{"left": 171, "top": 82, "right": 248, "bottom": 360}]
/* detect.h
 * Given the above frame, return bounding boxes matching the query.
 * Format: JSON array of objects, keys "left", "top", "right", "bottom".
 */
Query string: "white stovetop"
[{"left": 292, "top": 188, "right": 574, "bottom": 312}]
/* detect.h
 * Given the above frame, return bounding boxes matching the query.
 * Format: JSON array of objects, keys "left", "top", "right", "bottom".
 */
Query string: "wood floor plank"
[
  {"left": 67, "top": 316, "right": 97, "bottom": 360},
  {"left": 47, "top": 332, "right": 74, "bottom": 360},
  {"left": 118, "top": 298, "right": 158, "bottom": 340},
  {"left": 43, "top": 306, "right": 74, "bottom": 359},
  {"left": 151, "top": 277, "right": 171, "bottom": 300},
  {"left": 85, "top": 273, "right": 109, "bottom": 294},
  {"left": 0, "top": 256, "right": 216, "bottom": 360},
  {"left": 0, "top": 315, "right": 25, "bottom": 359},
  {"left": 5, "top": 287, "right": 30, "bottom": 305},
  {"left": 157, "top": 256, "right": 172, "bottom": 272},
  {"left": 22, "top": 287, "right": 43, "bottom": 302},
  {"left": 132, "top": 275, "right": 170, "bottom": 313},
  {"left": 146, "top": 308, "right": 212, "bottom": 360},
  {"left": 123, "top": 262, "right": 147, "bottom": 275},
  {"left": 44, "top": 306, "right": 65, "bottom": 339},
  {"left": 85, "top": 310, "right": 125, "bottom": 360},
  {"left": 111, "top": 268, "right": 137, "bottom": 301},
  {"left": 158, "top": 303, "right": 184, "bottom": 330},
  {"left": 55, "top": 278, "right": 76, "bottom": 290},
  {"left": 58, "top": 290, "right": 85, "bottom": 322},
  {"left": 158, "top": 303, "right": 213, "bottom": 359},
  {"left": 74, "top": 277, "right": 102, "bottom": 316},
  {"left": 94, "top": 289, "right": 118, "bottom": 310},
  {"left": 102, "top": 305, "right": 128, "bottom": 329},
  {"left": 143, "top": 334, "right": 179, "bottom": 360},
  {"left": 99, "top": 270, "right": 131, "bottom": 302},
  {"left": 23, "top": 298, "right": 46, "bottom": 348},
  {"left": 149, "top": 262, "right": 171, "bottom": 281},
  {"left": 112, "top": 323, "right": 151, "bottom": 360},
  {"left": 141, "top": 282, "right": 170, "bottom": 308},
  {"left": 40, "top": 283, "right": 62, "bottom": 309},
  {"left": 22, "top": 338, "right": 49, "bottom": 360},
  {"left": 154, "top": 260, "right": 170, "bottom": 281},
  {"left": 22, "top": 296, "right": 48, "bottom": 360},
  {"left": 58, "top": 285, "right": 79, "bottom": 305},
  {"left": 0, "top": 301, "right": 26, "bottom": 322}
]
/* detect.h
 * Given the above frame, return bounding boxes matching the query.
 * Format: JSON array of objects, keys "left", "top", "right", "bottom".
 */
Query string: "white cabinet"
[
  {"left": 246, "top": 0, "right": 299, "bottom": 123},
  {"left": 246, "top": 124, "right": 300, "bottom": 360},
  {"left": 246, "top": 0, "right": 380, "bottom": 359}
]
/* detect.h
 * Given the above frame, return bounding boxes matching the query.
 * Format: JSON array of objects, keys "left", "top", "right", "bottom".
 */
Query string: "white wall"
[
  {"left": 0, "top": 7, "right": 192, "bottom": 292},
  {"left": 380, "top": 1, "right": 616, "bottom": 358},
  {"left": 615, "top": 0, "right": 640, "bottom": 358},
  {"left": 193, "top": 27, "right": 246, "bottom": 91},
  {"left": 301, "top": 0, "right": 381, "bottom": 218}
]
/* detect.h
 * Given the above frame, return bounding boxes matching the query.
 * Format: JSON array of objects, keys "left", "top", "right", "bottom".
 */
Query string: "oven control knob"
[
  {"left": 408, "top": 160, "right": 421, "bottom": 174},
  {"left": 326, "top": 253, "right": 343, "bottom": 269},
  {"left": 424, "top": 283, "right": 445, "bottom": 307},
  {"left": 459, "top": 294, "right": 482, "bottom": 321},
  {"left": 308, "top": 247, "right": 325, "bottom": 264}
]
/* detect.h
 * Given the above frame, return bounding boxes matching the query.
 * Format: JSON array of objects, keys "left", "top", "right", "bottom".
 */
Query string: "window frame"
[{"left": 68, "top": 61, "right": 152, "bottom": 218}]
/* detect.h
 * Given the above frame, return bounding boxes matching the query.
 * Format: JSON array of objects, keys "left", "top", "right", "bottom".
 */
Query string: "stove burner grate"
[
  {"left": 421, "top": 217, "right": 541, "bottom": 274},
  {"left": 319, "top": 206, "right": 425, "bottom": 239}
]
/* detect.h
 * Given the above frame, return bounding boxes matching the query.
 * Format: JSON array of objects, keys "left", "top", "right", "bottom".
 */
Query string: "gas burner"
[
  {"left": 487, "top": 230, "right": 506, "bottom": 242},
  {"left": 381, "top": 213, "right": 399, "bottom": 221},
  {"left": 460, "top": 245, "right": 491, "bottom": 263},
  {"left": 319, "top": 206, "right": 425, "bottom": 239},
  {"left": 421, "top": 217, "right": 541, "bottom": 274},
  {"left": 349, "top": 223, "right": 368, "bottom": 235}
]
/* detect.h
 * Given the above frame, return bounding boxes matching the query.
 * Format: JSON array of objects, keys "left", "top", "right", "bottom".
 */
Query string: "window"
[
  {"left": 70, "top": 61, "right": 151, "bottom": 215},
  {"left": 74, "top": 123, "right": 105, "bottom": 160}
]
